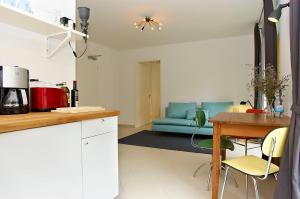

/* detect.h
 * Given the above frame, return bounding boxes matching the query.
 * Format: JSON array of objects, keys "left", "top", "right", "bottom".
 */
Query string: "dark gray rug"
[{"left": 118, "top": 130, "right": 212, "bottom": 154}]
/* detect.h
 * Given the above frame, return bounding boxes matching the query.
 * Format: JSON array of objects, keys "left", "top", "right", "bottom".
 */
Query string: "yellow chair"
[{"left": 220, "top": 127, "right": 289, "bottom": 199}]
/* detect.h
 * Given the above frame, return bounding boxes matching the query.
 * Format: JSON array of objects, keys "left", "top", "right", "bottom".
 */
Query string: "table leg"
[
  {"left": 212, "top": 124, "right": 221, "bottom": 199},
  {"left": 245, "top": 140, "right": 248, "bottom": 199}
]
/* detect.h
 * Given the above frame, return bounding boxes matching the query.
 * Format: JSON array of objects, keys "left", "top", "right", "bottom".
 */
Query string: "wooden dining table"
[{"left": 208, "top": 112, "right": 290, "bottom": 199}]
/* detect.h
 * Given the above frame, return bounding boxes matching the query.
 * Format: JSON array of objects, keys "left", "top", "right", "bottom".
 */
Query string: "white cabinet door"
[
  {"left": 82, "top": 131, "right": 118, "bottom": 199},
  {"left": 0, "top": 122, "right": 82, "bottom": 199}
]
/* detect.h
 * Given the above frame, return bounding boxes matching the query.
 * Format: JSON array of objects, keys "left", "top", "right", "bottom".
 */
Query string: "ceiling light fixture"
[
  {"left": 133, "top": 16, "right": 163, "bottom": 31},
  {"left": 268, "top": 2, "right": 290, "bottom": 23}
]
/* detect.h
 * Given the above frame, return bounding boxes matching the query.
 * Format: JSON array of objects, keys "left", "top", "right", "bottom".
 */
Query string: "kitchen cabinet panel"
[
  {"left": 82, "top": 116, "right": 117, "bottom": 138},
  {"left": 82, "top": 130, "right": 118, "bottom": 199},
  {"left": 0, "top": 122, "right": 82, "bottom": 199}
]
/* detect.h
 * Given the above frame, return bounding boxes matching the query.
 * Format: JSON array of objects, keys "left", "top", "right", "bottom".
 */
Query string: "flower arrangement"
[{"left": 248, "top": 64, "right": 290, "bottom": 116}]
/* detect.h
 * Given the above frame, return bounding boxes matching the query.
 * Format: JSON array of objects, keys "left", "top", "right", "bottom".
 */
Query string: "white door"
[
  {"left": 137, "top": 61, "right": 161, "bottom": 127},
  {"left": 137, "top": 63, "right": 152, "bottom": 126},
  {"left": 150, "top": 61, "right": 161, "bottom": 120},
  {"left": 82, "top": 132, "right": 118, "bottom": 199}
]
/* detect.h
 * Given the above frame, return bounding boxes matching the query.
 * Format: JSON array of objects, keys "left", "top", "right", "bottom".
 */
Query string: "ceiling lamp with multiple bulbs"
[{"left": 134, "top": 16, "right": 163, "bottom": 31}]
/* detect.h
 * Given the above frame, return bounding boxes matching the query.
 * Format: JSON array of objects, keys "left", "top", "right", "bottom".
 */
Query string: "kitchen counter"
[{"left": 0, "top": 110, "right": 120, "bottom": 133}]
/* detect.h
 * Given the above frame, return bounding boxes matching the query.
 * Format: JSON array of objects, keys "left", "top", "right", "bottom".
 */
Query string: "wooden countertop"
[
  {"left": 209, "top": 112, "right": 290, "bottom": 127},
  {"left": 0, "top": 110, "right": 120, "bottom": 134}
]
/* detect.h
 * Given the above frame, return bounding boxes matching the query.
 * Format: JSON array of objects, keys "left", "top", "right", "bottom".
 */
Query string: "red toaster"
[{"left": 30, "top": 87, "right": 68, "bottom": 112}]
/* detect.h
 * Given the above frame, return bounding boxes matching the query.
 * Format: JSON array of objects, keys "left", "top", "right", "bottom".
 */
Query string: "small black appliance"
[{"left": 0, "top": 66, "right": 30, "bottom": 115}]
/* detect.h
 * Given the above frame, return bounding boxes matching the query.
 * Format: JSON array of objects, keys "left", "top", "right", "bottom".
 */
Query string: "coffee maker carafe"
[{"left": 0, "top": 66, "right": 29, "bottom": 115}]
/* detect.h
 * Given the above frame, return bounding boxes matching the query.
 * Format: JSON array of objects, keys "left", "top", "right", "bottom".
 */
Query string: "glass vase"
[{"left": 266, "top": 100, "right": 275, "bottom": 118}]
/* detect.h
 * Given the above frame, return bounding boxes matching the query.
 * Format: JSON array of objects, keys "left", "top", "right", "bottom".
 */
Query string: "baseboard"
[
  {"left": 118, "top": 124, "right": 135, "bottom": 128},
  {"left": 134, "top": 122, "right": 152, "bottom": 128}
]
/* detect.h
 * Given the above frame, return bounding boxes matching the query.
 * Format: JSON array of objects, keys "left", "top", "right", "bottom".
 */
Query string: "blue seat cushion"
[
  {"left": 167, "top": 102, "right": 197, "bottom": 119},
  {"left": 152, "top": 118, "right": 196, "bottom": 127},
  {"left": 186, "top": 109, "right": 196, "bottom": 120},
  {"left": 201, "top": 102, "right": 234, "bottom": 119},
  {"left": 204, "top": 121, "right": 213, "bottom": 128}
]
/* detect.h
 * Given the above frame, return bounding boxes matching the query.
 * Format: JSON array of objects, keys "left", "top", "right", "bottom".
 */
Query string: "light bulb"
[
  {"left": 151, "top": 27, "right": 154, "bottom": 30},
  {"left": 158, "top": 26, "right": 162, "bottom": 31},
  {"left": 135, "top": 26, "right": 138, "bottom": 29},
  {"left": 133, "top": 22, "right": 137, "bottom": 26},
  {"left": 268, "top": 17, "right": 279, "bottom": 23}
]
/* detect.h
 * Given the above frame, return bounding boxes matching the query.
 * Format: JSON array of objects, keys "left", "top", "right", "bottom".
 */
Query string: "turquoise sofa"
[{"left": 152, "top": 102, "right": 234, "bottom": 136}]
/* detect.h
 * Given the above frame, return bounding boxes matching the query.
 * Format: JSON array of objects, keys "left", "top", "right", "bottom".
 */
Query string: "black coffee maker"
[{"left": 0, "top": 66, "right": 30, "bottom": 115}]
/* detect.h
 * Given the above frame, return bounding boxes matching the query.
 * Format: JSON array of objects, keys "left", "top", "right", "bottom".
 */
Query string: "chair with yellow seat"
[{"left": 220, "top": 127, "right": 289, "bottom": 199}]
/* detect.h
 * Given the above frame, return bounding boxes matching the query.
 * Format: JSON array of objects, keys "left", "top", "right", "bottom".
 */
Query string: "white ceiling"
[{"left": 77, "top": 0, "right": 262, "bottom": 50}]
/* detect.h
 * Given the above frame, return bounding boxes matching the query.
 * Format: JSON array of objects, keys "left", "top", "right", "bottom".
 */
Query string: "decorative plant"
[{"left": 248, "top": 64, "right": 290, "bottom": 109}]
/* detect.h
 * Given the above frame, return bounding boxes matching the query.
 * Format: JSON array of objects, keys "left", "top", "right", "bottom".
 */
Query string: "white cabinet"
[
  {"left": 0, "top": 116, "right": 118, "bottom": 199},
  {"left": 82, "top": 117, "right": 118, "bottom": 199},
  {"left": 82, "top": 117, "right": 116, "bottom": 139},
  {"left": 0, "top": 122, "right": 83, "bottom": 199}
]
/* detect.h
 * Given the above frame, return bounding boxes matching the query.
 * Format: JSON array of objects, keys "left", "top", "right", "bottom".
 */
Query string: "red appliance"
[
  {"left": 30, "top": 87, "right": 68, "bottom": 111},
  {"left": 246, "top": 108, "right": 265, "bottom": 114}
]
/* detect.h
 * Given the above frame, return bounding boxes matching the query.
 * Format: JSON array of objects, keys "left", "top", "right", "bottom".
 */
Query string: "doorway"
[{"left": 136, "top": 61, "right": 161, "bottom": 127}]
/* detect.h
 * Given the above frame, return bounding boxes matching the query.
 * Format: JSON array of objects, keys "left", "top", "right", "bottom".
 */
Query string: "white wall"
[
  {"left": 76, "top": 41, "right": 118, "bottom": 109},
  {"left": 117, "top": 35, "right": 254, "bottom": 125},
  {"left": 30, "top": 0, "right": 75, "bottom": 21},
  {"left": 279, "top": 0, "right": 292, "bottom": 115},
  {"left": 0, "top": 0, "right": 76, "bottom": 88}
]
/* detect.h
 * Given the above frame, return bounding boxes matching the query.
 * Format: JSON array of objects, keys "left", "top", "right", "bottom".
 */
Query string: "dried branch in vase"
[{"left": 248, "top": 64, "right": 290, "bottom": 106}]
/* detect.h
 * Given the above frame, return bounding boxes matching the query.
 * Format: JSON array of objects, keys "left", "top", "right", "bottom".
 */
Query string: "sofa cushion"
[
  {"left": 201, "top": 102, "right": 234, "bottom": 119},
  {"left": 152, "top": 118, "right": 196, "bottom": 127},
  {"left": 186, "top": 109, "right": 196, "bottom": 120},
  {"left": 204, "top": 121, "right": 213, "bottom": 128},
  {"left": 167, "top": 102, "right": 197, "bottom": 119}
]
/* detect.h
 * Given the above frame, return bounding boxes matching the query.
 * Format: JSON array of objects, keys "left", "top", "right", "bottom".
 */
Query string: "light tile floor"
[{"left": 117, "top": 125, "right": 276, "bottom": 199}]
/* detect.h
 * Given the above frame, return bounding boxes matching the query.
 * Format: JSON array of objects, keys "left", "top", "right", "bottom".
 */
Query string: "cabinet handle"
[
  {"left": 85, "top": 142, "right": 89, "bottom": 145},
  {"left": 101, "top": 119, "right": 105, "bottom": 122}
]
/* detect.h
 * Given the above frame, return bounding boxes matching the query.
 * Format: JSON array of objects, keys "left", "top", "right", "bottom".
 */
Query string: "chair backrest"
[
  {"left": 195, "top": 110, "right": 206, "bottom": 128},
  {"left": 262, "top": 127, "right": 289, "bottom": 158},
  {"left": 246, "top": 108, "right": 265, "bottom": 114}
]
